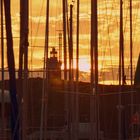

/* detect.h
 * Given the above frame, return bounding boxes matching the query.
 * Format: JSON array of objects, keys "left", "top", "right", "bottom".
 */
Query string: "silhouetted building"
[{"left": 46, "top": 47, "right": 61, "bottom": 82}]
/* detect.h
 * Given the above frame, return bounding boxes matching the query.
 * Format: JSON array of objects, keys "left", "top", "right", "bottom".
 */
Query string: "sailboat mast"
[
  {"left": 90, "top": 0, "right": 98, "bottom": 139},
  {"left": 118, "top": 0, "right": 124, "bottom": 140},
  {"left": 130, "top": 0, "right": 134, "bottom": 139},
  {"left": 40, "top": 0, "right": 50, "bottom": 137},
  {"left": 19, "top": 0, "right": 29, "bottom": 139},
  {"left": 63, "top": 0, "right": 67, "bottom": 80},
  {"left": 3, "top": 0, "right": 19, "bottom": 139},
  {"left": 130, "top": 0, "right": 133, "bottom": 85},
  {"left": 19, "top": 0, "right": 29, "bottom": 79},
  {"left": 119, "top": 0, "right": 125, "bottom": 86},
  {"left": 74, "top": 0, "right": 80, "bottom": 139},
  {"left": 69, "top": 4, "right": 75, "bottom": 140},
  {"left": 69, "top": 4, "right": 73, "bottom": 81},
  {"left": 44, "top": 0, "right": 50, "bottom": 139},
  {"left": 91, "top": 0, "right": 98, "bottom": 88},
  {"left": 1, "top": 0, "right": 5, "bottom": 138},
  {"left": 76, "top": 0, "right": 79, "bottom": 85}
]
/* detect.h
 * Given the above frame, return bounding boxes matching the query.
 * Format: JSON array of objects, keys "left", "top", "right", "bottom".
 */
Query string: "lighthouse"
[{"left": 46, "top": 47, "right": 62, "bottom": 82}]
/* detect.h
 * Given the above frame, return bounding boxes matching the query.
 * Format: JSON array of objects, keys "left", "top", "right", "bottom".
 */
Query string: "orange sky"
[{"left": 1, "top": 0, "right": 140, "bottom": 75}]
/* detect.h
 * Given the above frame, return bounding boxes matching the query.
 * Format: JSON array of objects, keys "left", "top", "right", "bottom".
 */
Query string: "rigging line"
[
  {"left": 100, "top": 0, "right": 109, "bottom": 83},
  {"left": 112, "top": 0, "right": 120, "bottom": 33},
  {"left": 132, "top": 2, "right": 139, "bottom": 40},
  {"left": 121, "top": 0, "right": 129, "bottom": 78},
  {"left": 32, "top": 0, "right": 45, "bottom": 46},
  {"left": 105, "top": 0, "right": 116, "bottom": 83},
  {"left": 28, "top": 1, "right": 34, "bottom": 136},
  {"left": 109, "top": 0, "right": 119, "bottom": 83},
  {"left": 98, "top": 0, "right": 106, "bottom": 83},
  {"left": 123, "top": 1, "right": 129, "bottom": 41},
  {"left": 128, "top": 6, "right": 138, "bottom": 69},
  {"left": 132, "top": 1, "right": 140, "bottom": 58},
  {"left": 32, "top": 0, "right": 45, "bottom": 67},
  {"left": 54, "top": 0, "right": 62, "bottom": 47},
  {"left": 50, "top": 1, "right": 61, "bottom": 136},
  {"left": 54, "top": 0, "right": 57, "bottom": 47},
  {"left": 41, "top": 0, "right": 50, "bottom": 139},
  {"left": 100, "top": 0, "right": 115, "bottom": 84}
]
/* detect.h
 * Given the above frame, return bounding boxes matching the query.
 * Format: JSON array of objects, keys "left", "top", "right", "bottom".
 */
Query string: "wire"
[{"left": 31, "top": 0, "right": 45, "bottom": 69}]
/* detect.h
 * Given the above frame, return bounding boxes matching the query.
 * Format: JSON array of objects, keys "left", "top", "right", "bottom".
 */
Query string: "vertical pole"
[
  {"left": 69, "top": 4, "right": 74, "bottom": 140},
  {"left": 19, "top": 0, "right": 29, "bottom": 139},
  {"left": 69, "top": 4, "right": 73, "bottom": 81},
  {"left": 120, "top": 0, "right": 125, "bottom": 85},
  {"left": 119, "top": 1, "right": 122, "bottom": 86},
  {"left": 130, "top": 0, "right": 134, "bottom": 139},
  {"left": 119, "top": 0, "right": 124, "bottom": 85},
  {"left": 4, "top": 0, "right": 19, "bottom": 139},
  {"left": 118, "top": 1, "right": 122, "bottom": 140},
  {"left": 118, "top": 0, "right": 123, "bottom": 140},
  {"left": 75, "top": 0, "right": 80, "bottom": 139},
  {"left": 59, "top": 32, "right": 62, "bottom": 61},
  {"left": 19, "top": 0, "right": 29, "bottom": 78},
  {"left": 130, "top": 0, "right": 133, "bottom": 85},
  {"left": 90, "top": 0, "right": 98, "bottom": 140},
  {"left": 76, "top": 0, "right": 79, "bottom": 88},
  {"left": 63, "top": 0, "right": 67, "bottom": 80},
  {"left": 23, "top": 0, "right": 29, "bottom": 138},
  {"left": 62, "top": 1, "right": 70, "bottom": 140},
  {"left": 44, "top": 0, "right": 50, "bottom": 139},
  {"left": 45, "top": 0, "right": 49, "bottom": 62},
  {"left": 1, "top": 0, "right": 5, "bottom": 138}
]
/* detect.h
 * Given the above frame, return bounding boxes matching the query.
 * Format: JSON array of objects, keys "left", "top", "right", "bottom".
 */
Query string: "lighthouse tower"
[{"left": 46, "top": 47, "right": 61, "bottom": 82}]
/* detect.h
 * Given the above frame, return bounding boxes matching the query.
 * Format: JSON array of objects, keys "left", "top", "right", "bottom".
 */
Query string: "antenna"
[
  {"left": 58, "top": 32, "right": 62, "bottom": 62},
  {"left": 56, "top": 29, "right": 63, "bottom": 62}
]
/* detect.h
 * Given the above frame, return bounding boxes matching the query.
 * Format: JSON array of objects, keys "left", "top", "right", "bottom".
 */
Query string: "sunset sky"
[{"left": 1, "top": 0, "right": 140, "bottom": 81}]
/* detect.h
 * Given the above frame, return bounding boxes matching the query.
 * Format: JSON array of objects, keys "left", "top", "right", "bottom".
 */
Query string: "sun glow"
[{"left": 1, "top": 0, "right": 139, "bottom": 82}]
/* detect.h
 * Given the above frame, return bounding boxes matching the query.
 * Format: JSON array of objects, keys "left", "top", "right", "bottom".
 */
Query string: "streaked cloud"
[{"left": 2, "top": 0, "right": 139, "bottom": 71}]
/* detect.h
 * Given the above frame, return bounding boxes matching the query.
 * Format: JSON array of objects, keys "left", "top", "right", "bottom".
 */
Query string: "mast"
[
  {"left": 119, "top": 0, "right": 125, "bottom": 86},
  {"left": 130, "top": 0, "right": 134, "bottom": 139},
  {"left": 44, "top": 0, "right": 50, "bottom": 138},
  {"left": 76, "top": 0, "right": 79, "bottom": 87},
  {"left": 1, "top": 0, "right": 5, "bottom": 138},
  {"left": 63, "top": 0, "right": 67, "bottom": 80},
  {"left": 90, "top": 0, "right": 98, "bottom": 139},
  {"left": 19, "top": 0, "right": 29, "bottom": 79},
  {"left": 3, "top": 0, "right": 19, "bottom": 139},
  {"left": 130, "top": 0, "right": 133, "bottom": 85},
  {"left": 76, "top": 0, "right": 80, "bottom": 84},
  {"left": 45, "top": 0, "right": 50, "bottom": 137},
  {"left": 62, "top": 1, "right": 70, "bottom": 140},
  {"left": 40, "top": 0, "right": 50, "bottom": 139},
  {"left": 74, "top": 0, "right": 80, "bottom": 139},
  {"left": 118, "top": 0, "right": 124, "bottom": 140},
  {"left": 19, "top": 0, "right": 29, "bottom": 139},
  {"left": 69, "top": 4, "right": 74, "bottom": 140},
  {"left": 69, "top": 4, "right": 73, "bottom": 81}
]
